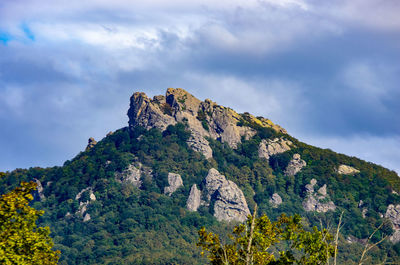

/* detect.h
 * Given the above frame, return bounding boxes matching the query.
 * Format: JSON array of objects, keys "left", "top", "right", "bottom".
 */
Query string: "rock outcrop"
[
  {"left": 114, "top": 162, "right": 152, "bottom": 188},
  {"left": 385, "top": 204, "right": 400, "bottom": 243},
  {"left": 164, "top": 173, "right": 183, "bottom": 196},
  {"left": 204, "top": 168, "right": 250, "bottom": 222},
  {"left": 127, "top": 88, "right": 286, "bottom": 158},
  {"left": 258, "top": 138, "right": 293, "bottom": 160},
  {"left": 86, "top": 137, "right": 97, "bottom": 151},
  {"left": 284, "top": 154, "right": 306, "bottom": 176},
  {"left": 186, "top": 184, "right": 201, "bottom": 211},
  {"left": 302, "top": 179, "right": 336, "bottom": 213},
  {"left": 337, "top": 165, "right": 360, "bottom": 175},
  {"left": 75, "top": 187, "right": 96, "bottom": 222},
  {"left": 34, "top": 178, "right": 45, "bottom": 201},
  {"left": 269, "top": 193, "right": 282, "bottom": 208}
]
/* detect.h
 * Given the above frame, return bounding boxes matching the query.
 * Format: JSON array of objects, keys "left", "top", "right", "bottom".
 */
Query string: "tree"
[
  {"left": 0, "top": 181, "right": 60, "bottom": 264},
  {"left": 198, "top": 206, "right": 334, "bottom": 265}
]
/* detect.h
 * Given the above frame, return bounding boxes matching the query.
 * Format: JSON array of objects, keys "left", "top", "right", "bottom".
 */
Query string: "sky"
[{"left": 0, "top": 0, "right": 399, "bottom": 175}]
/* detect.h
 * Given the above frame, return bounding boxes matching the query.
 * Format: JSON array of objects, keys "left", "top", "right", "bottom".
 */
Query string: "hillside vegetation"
[{"left": 1, "top": 88, "right": 399, "bottom": 264}]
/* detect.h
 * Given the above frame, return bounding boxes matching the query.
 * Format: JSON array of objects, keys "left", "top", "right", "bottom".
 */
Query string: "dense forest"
[{"left": 1, "top": 120, "right": 400, "bottom": 264}]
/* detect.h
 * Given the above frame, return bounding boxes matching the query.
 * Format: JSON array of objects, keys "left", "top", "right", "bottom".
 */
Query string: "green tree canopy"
[
  {"left": 0, "top": 181, "right": 60, "bottom": 264},
  {"left": 198, "top": 206, "right": 334, "bottom": 265}
]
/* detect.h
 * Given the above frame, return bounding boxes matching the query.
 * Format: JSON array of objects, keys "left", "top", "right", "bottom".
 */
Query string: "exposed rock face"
[
  {"left": 34, "top": 178, "right": 45, "bottom": 201},
  {"left": 362, "top": 208, "right": 368, "bottom": 218},
  {"left": 75, "top": 187, "right": 96, "bottom": 221},
  {"left": 114, "top": 162, "right": 152, "bottom": 188},
  {"left": 86, "top": 137, "right": 97, "bottom": 151},
  {"left": 346, "top": 235, "right": 367, "bottom": 244},
  {"left": 127, "top": 88, "right": 285, "bottom": 158},
  {"left": 337, "top": 165, "right": 360, "bottom": 175},
  {"left": 128, "top": 92, "right": 176, "bottom": 131},
  {"left": 258, "top": 138, "right": 293, "bottom": 160},
  {"left": 284, "top": 154, "right": 306, "bottom": 176},
  {"left": 164, "top": 173, "right": 183, "bottom": 196},
  {"left": 204, "top": 168, "right": 250, "bottom": 222},
  {"left": 83, "top": 214, "right": 91, "bottom": 222},
  {"left": 269, "top": 193, "right": 282, "bottom": 208},
  {"left": 302, "top": 179, "right": 336, "bottom": 213},
  {"left": 75, "top": 187, "right": 96, "bottom": 201},
  {"left": 385, "top": 204, "right": 400, "bottom": 243},
  {"left": 186, "top": 184, "right": 201, "bottom": 211},
  {"left": 186, "top": 132, "right": 213, "bottom": 159}
]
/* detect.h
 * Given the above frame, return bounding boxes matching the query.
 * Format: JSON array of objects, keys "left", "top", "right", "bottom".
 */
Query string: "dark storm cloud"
[{"left": 0, "top": 0, "right": 399, "bottom": 173}]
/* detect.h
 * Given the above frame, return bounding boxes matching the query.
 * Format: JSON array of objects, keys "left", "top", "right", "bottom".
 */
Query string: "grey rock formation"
[
  {"left": 284, "top": 154, "right": 306, "bottom": 176},
  {"left": 115, "top": 162, "right": 152, "bottom": 188},
  {"left": 204, "top": 168, "right": 250, "bottom": 222},
  {"left": 346, "top": 235, "right": 367, "bottom": 244},
  {"left": 34, "top": 178, "right": 45, "bottom": 201},
  {"left": 86, "top": 137, "right": 97, "bottom": 151},
  {"left": 164, "top": 173, "right": 183, "bottom": 196},
  {"left": 337, "top": 165, "right": 360, "bottom": 175},
  {"left": 302, "top": 179, "right": 336, "bottom": 213},
  {"left": 83, "top": 213, "right": 91, "bottom": 222},
  {"left": 258, "top": 138, "right": 293, "bottom": 160},
  {"left": 385, "top": 204, "right": 400, "bottom": 243},
  {"left": 128, "top": 91, "right": 176, "bottom": 131},
  {"left": 186, "top": 132, "right": 213, "bottom": 159},
  {"left": 75, "top": 187, "right": 96, "bottom": 221},
  {"left": 269, "top": 193, "right": 282, "bottom": 208},
  {"left": 75, "top": 187, "right": 96, "bottom": 201},
  {"left": 305, "top": 178, "right": 317, "bottom": 194},
  {"left": 362, "top": 208, "right": 368, "bottom": 218},
  {"left": 186, "top": 184, "right": 201, "bottom": 211},
  {"left": 317, "top": 184, "right": 327, "bottom": 197},
  {"left": 127, "top": 88, "right": 286, "bottom": 158}
]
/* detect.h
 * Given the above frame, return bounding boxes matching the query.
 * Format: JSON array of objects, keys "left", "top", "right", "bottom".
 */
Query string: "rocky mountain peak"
[
  {"left": 127, "top": 88, "right": 286, "bottom": 159},
  {"left": 166, "top": 88, "right": 201, "bottom": 115}
]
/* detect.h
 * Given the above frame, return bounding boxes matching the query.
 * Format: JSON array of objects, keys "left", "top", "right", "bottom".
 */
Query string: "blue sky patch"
[
  {"left": 0, "top": 31, "right": 12, "bottom": 44},
  {"left": 21, "top": 23, "right": 35, "bottom": 41}
]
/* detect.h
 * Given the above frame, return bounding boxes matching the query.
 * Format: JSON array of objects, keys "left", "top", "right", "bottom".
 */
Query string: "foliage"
[
  {"left": 198, "top": 207, "right": 334, "bottom": 265},
  {"left": 0, "top": 122, "right": 399, "bottom": 264},
  {"left": 0, "top": 181, "right": 60, "bottom": 264}
]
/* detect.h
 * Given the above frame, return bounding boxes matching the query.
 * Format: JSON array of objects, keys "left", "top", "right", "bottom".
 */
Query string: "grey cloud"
[{"left": 0, "top": 0, "right": 399, "bottom": 174}]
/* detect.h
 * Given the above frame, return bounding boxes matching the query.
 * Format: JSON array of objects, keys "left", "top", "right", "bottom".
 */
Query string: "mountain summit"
[
  {"left": 1, "top": 88, "right": 400, "bottom": 264},
  {"left": 128, "top": 88, "right": 286, "bottom": 158}
]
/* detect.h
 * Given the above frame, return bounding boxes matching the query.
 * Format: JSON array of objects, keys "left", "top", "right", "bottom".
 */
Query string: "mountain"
[{"left": 1, "top": 88, "right": 400, "bottom": 264}]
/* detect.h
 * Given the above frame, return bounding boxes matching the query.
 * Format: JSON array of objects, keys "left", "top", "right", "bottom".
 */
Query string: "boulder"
[
  {"left": 305, "top": 178, "right": 317, "bottom": 194},
  {"left": 385, "top": 204, "right": 400, "bottom": 243},
  {"left": 115, "top": 162, "right": 152, "bottom": 188},
  {"left": 75, "top": 187, "right": 96, "bottom": 220},
  {"left": 186, "top": 184, "right": 201, "bottom": 211},
  {"left": 317, "top": 184, "right": 327, "bottom": 197},
  {"left": 269, "top": 193, "right": 282, "bottom": 208},
  {"left": 83, "top": 213, "right": 91, "bottom": 222},
  {"left": 34, "top": 178, "right": 45, "bottom": 201},
  {"left": 337, "top": 165, "right": 360, "bottom": 175},
  {"left": 258, "top": 138, "right": 293, "bottom": 160},
  {"left": 86, "top": 137, "right": 97, "bottom": 151},
  {"left": 204, "top": 168, "right": 250, "bottom": 222},
  {"left": 75, "top": 187, "right": 96, "bottom": 201},
  {"left": 302, "top": 179, "right": 336, "bottom": 213},
  {"left": 284, "top": 154, "right": 306, "bottom": 176},
  {"left": 164, "top": 173, "right": 183, "bottom": 196}
]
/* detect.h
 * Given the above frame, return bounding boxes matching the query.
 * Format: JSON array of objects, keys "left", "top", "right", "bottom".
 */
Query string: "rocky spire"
[{"left": 127, "top": 88, "right": 286, "bottom": 159}]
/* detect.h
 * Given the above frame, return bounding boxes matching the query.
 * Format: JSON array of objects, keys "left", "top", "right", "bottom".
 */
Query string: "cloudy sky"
[{"left": 0, "top": 0, "right": 399, "bottom": 174}]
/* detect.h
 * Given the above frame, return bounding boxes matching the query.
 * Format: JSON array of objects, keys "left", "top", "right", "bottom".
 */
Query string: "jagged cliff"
[
  {"left": 128, "top": 88, "right": 286, "bottom": 159},
  {"left": 2, "top": 87, "right": 400, "bottom": 264}
]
